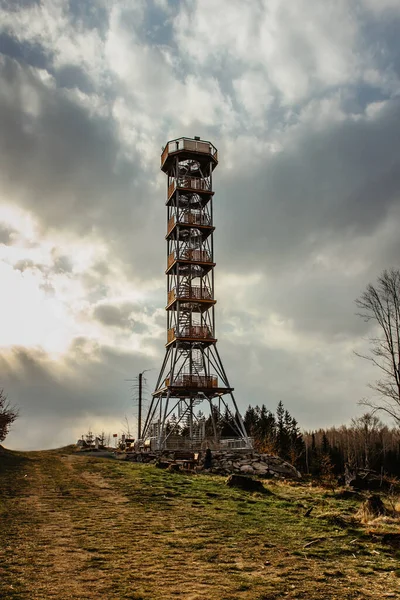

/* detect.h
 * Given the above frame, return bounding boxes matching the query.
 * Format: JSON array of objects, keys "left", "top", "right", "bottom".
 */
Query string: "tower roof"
[{"left": 161, "top": 136, "right": 218, "bottom": 172}]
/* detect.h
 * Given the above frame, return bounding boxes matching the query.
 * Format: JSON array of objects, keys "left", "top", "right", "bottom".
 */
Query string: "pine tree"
[
  {"left": 255, "top": 405, "right": 276, "bottom": 453},
  {"left": 243, "top": 405, "right": 258, "bottom": 437},
  {"left": 289, "top": 417, "right": 305, "bottom": 469},
  {"left": 276, "top": 402, "right": 290, "bottom": 459}
]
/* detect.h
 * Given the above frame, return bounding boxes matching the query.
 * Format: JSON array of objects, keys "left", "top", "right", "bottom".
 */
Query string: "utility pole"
[
  {"left": 138, "top": 372, "right": 142, "bottom": 440},
  {"left": 125, "top": 369, "right": 151, "bottom": 442}
]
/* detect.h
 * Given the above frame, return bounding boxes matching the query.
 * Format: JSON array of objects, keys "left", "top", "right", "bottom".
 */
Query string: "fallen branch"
[{"left": 303, "top": 537, "right": 325, "bottom": 548}]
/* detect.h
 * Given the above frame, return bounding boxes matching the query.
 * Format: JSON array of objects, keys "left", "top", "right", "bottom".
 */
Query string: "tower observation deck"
[{"left": 141, "top": 137, "right": 251, "bottom": 451}]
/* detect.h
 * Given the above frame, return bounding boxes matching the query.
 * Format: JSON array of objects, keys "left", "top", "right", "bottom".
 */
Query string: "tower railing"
[
  {"left": 182, "top": 212, "right": 211, "bottom": 226},
  {"left": 167, "top": 213, "right": 212, "bottom": 235},
  {"left": 167, "top": 325, "right": 213, "bottom": 343},
  {"left": 185, "top": 249, "right": 211, "bottom": 262},
  {"left": 165, "top": 374, "right": 218, "bottom": 388},
  {"left": 167, "top": 216, "right": 175, "bottom": 235},
  {"left": 168, "top": 286, "right": 213, "bottom": 305},
  {"left": 168, "top": 178, "right": 210, "bottom": 198},
  {"left": 161, "top": 138, "right": 218, "bottom": 168},
  {"left": 167, "top": 249, "right": 212, "bottom": 268}
]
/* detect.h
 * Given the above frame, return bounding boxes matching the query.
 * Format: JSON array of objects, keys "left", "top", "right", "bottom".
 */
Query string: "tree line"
[
  {"left": 243, "top": 403, "right": 400, "bottom": 478},
  {"left": 303, "top": 414, "right": 400, "bottom": 478}
]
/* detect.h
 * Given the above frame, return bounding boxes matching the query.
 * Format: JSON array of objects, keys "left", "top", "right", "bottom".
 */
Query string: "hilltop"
[{"left": 0, "top": 447, "right": 399, "bottom": 599}]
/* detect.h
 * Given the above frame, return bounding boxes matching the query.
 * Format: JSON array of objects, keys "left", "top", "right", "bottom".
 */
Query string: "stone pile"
[
  {"left": 203, "top": 451, "right": 301, "bottom": 479},
  {"left": 118, "top": 449, "right": 301, "bottom": 479}
]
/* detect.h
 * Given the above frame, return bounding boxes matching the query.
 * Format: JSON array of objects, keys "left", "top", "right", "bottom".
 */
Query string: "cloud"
[
  {"left": 93, "top": 302, "right": 137, "bottom": 330},
  {"left": 1, "top": 0, "right": 400, "bottom": 448},
  {"left": 0, "top": 224, "right": 14, "bottom": 244},
  {"left": 2, "top": 342, "right": 153, "bottom": 449},
  {"left": 174, "top": 0, "right": 361, "bottom": 104},
  {"left": 216, "top": 96, "right": 400, "bottom": 279}
]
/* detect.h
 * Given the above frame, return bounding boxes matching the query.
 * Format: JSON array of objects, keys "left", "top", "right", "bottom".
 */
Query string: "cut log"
[{"left": 226, "top": 474, "right": 267, "bottom": 493}]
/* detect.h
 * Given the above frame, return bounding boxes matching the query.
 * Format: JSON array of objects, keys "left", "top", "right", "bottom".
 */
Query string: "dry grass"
[{"left": 1, "top": 447, "right": 400, "bottom": 599}]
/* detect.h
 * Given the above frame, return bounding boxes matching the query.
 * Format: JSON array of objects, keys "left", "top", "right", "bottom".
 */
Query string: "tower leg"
[
  {"left": 208, "top": 398, "right": 218, "bottom": 445},
  {"left": 159, "top": 391, "right": 171, "bottom": 451}
]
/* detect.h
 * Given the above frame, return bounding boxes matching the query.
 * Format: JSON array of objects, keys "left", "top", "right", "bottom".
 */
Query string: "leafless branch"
[{"left": 355, "top": 269, "right": 400, "bottom": 425}]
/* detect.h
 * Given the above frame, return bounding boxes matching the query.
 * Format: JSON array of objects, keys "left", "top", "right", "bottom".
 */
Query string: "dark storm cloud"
[
  {"left": 52, "top": 255, "right": 74, "bottom": 274},
  {"left": 0, "top": 225, "right": 14, "bottom": 244},
  {"left": 339, "top": 160, "right": 400, "bottom": 232},
  {"left": 92, "top": 301, "right": 160, "bottom": 335},
  {"left": 55, "top": 64, "right": 95, "bottom": 94},
  {"left": 342, "top": 84, "right": 388, "bottom": 115},
  {"left": 214, "top": 335, "right": 363, "bottom": 430},
  {"left": 361, "top": 11, "right": 400, "bottom": 79},
  {"left": 1, "top": 342, "right": 153, "bottom": 419},
  {"left": 93, "top": 302, "right": 137, "bottom": 329},
  {"left": 0, "top": 0, "right": 39, "bottom": 12},
  {"left": 68, "top": 0, "right": 109, "bottom": 34},
  {"left": 13, "top": 258, "right": 37, "bottom": 272},
  {"left": 217, "top": 98, "right": 400, "bottom": 274},
  {"left": 110, "top": 1, "right": 176, "bottom": 47},
  {"left": 12, "top": 254, "right": 73, "bottom": 276},
  {"left": 0, "top": 32, "right": 49, "bottom": 69},
  {"left": 0, "top": 29, "right": 95, "bottom": 94},
  {"left": 211, "top": 100, "right": 400, "bottom": 343},
  {"left": 0, "top": 58, "right": 131, "bottom": 231},
  {"left": 0, "top": 56, "right": 163, "bottom": 278},
  {"left": 115, "top": 0, "right": 178, "bottom": 47},
  {"left": 2, "top": 342, "right": 156, "bottom": 448}
]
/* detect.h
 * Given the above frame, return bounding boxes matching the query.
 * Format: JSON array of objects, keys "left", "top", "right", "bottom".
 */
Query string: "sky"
[{"left": 1, "top": 0, "right": 400, "bottom": 450}]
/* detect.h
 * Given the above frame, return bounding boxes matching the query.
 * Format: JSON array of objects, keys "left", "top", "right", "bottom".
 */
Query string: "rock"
[
  {"left": 159, "top": 450, "right": 302, "bottom": 479},
  {"left": 240, "top": 465, "right": 255, "bottom": 474},
  {"left": 226, "top": 474, "right": 265, "bottom": 493},
  {"left": 253, "top": 462, "right": 269, "bottom": 473}
]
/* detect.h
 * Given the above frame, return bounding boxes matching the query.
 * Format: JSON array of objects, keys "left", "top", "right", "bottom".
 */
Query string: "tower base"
[{"left": 141, "top": 389, "right": 252, "bottom": 452}]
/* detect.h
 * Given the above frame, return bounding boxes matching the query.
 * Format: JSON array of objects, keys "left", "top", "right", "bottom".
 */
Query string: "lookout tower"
[{"left": 141, "top": 137, "right": 251, "bottom": 450}]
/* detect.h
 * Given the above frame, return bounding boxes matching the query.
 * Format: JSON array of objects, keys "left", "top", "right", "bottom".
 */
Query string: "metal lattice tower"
[{"left": 141, "top": 137, "right": 251, "bottom": 451}]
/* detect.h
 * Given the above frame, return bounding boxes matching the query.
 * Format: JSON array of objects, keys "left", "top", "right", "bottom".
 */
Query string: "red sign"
[{"left": 113, "top": 433, "right": 118, "bottom": 437}]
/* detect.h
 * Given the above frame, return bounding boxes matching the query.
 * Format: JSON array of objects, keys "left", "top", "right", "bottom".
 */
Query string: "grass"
[{"left": 1, "top": 447, "right": 400, "bottom": 599}]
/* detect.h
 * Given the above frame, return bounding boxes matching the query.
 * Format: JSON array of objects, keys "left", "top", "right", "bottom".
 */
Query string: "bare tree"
[
  {"left": 350, "top": 413, "right": 383, "bottom": 469},
  {"left": 0, "top": 388, "right": 19, "bottom": 443},
  {"left": 355, "top": 268, "right": 400, "bottom": 424}
]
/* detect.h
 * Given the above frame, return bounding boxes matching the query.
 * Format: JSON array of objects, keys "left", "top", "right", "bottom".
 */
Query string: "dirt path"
[
  {"left": 0, "top": 452, "right": 229, "bottom": 599},
  {"left": 0, "top": 452, "right": 120, "bottom": 599},
  {"left": 1, "top": 450, "right": 399, "bottom": 600}
]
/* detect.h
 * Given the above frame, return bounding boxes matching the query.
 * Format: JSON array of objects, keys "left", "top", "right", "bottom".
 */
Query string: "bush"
[{"left": 0, "top": 388, "right": 19, "bottom": 443}]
